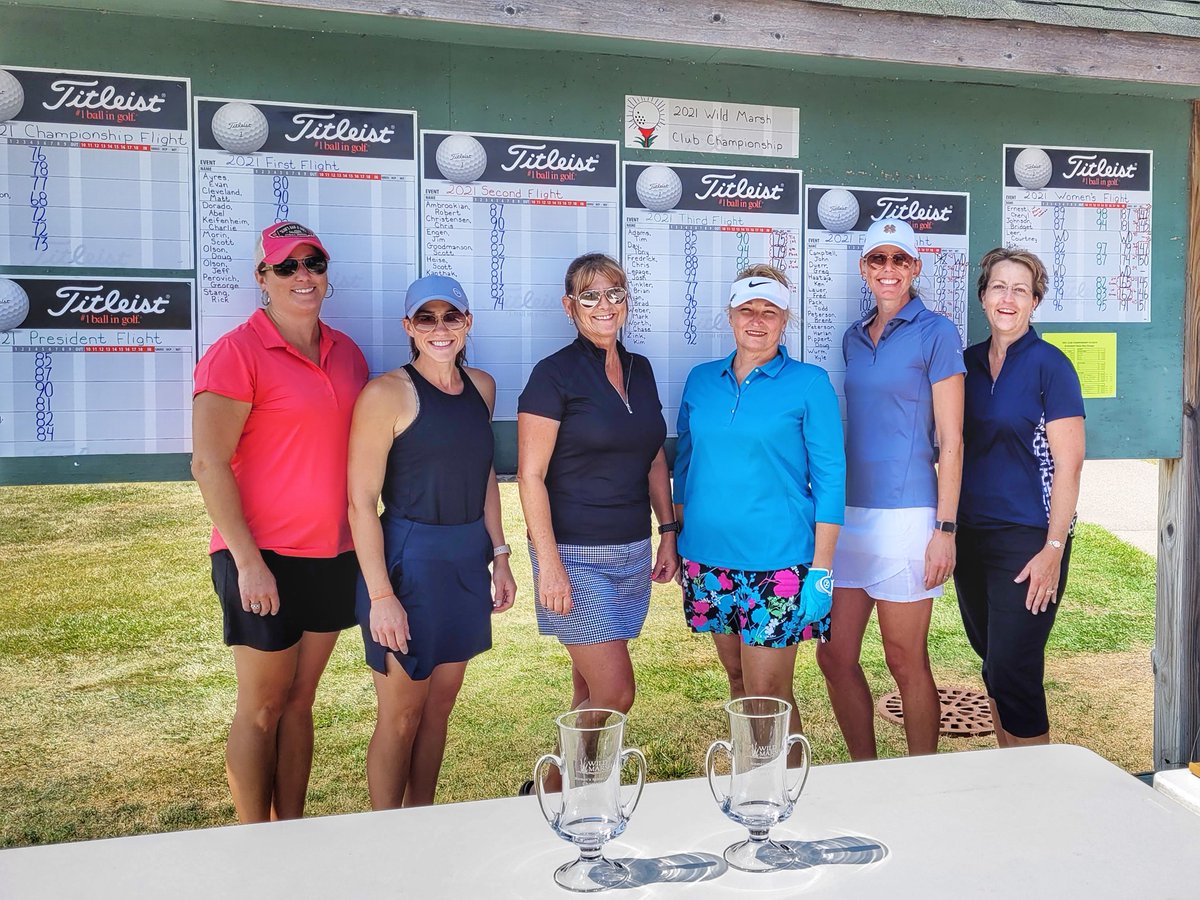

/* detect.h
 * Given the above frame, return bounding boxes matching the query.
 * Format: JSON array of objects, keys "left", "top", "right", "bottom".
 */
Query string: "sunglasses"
[
  {"left": 258, "top": 254, "right": 328, "bottom": 278},
  {"left": 410, "top": 310, "right": 468, "bottom": 332},
  {"left": 572, "top": 286, "right": 628, "bottom": 308},
  {"left": 864, "top": 252, "right": 915, "bottom": 270}
]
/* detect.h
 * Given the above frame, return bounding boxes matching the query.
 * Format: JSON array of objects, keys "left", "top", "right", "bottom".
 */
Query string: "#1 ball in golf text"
[
  {"left": 1014, "top": 147, "right": 1053, "bottom": 190},
  {"left": 817, "top": 188, "right": 860, "bottom": 232},
  {"left": 0, "top": 279, "right": 30, "bottom": 332},
  {"left": 636, "top": 165, "right": 683, "bottom": 212},
  {"left": 211, "top": 102, "right": 269, "bottom": 154},
  {"left": 436, "top": 134, "right": 488, "bottom": 184},
  {"left": 0, "top": 69, "right": 25, "bottom": 123}
]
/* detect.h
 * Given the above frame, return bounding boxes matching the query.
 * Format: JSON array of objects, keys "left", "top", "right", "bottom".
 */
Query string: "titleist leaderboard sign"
[
  {"left": 419, "top": 130, "right": 621, "bottom": 419},
  {"left": 0, "top": 276, "right": 196, "bottom": 458},
  {"left": 194, "top": 97, "right": 420, "bottom": 375},
  {"left": 0, "top": 65, "right": 193, "bottom": 269}
]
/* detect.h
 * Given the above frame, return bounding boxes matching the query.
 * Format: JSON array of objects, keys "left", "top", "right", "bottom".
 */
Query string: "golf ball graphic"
[
  {"left": 630, "top": 100, "right": 661, "bottom": 130},
  {"left": 636, "top": 165, "right": 682, "bottom": 212},
  {"left": 1014, "top": 147, "right": 1053, "bottom": 190},
  {"left": 211, "top": 102, "right": 269, "bottom": 154},
  {"left": 0, "top": 279, "right": 30, "bottom": 332},
  {"left": 0, "top": 68, "right": 24, "bottom": 123},
  {"left": 436, "top": 133, "right": 488, "bottom": 184},
  {"left": 817, "top": 188, "right": 860, "bottom": 233}
]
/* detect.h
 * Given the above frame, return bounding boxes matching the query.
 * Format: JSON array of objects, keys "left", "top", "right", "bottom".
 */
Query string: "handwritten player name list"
[
  {"left": 623, "top": 162, "right": 802, "bottom": 432},
  {"left": 421, "top": 131, "right": 620, "bottom": 419},
  {"left": 1003, "top": 145, "right": 1152, "bottom": 323},
  {"left": 0, "top": 66, "right": 192, "bottom": 269},
  {"left": 195, "top": 98, "right": 418, "bottom": 373},
  {"left": 803, "top": 185, "right": 970, "bottom": 399}
]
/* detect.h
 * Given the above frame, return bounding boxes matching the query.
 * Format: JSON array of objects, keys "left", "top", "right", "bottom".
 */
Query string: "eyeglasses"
[
  {"left": 985, "top": 282, "right": 1034, "bottom": 300},
  {"left": 572, "top": 286, "right": 628, "bottom": 308},
  {"left": 410, "top": 310, "right": 468, "bottom": 332},
  {"left": 864, "top": 253, "right": 915, "bottom": 270},
  {"left": 258, "top": 255, "right": 328, "bottom": 278}
]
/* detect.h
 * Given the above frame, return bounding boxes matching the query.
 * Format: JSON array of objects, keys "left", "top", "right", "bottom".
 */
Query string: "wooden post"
[{"left": 1154, "top": 100, "right": 1200, "bottom": 770}]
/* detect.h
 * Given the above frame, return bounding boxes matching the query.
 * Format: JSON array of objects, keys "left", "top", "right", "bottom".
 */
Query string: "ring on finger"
[{"left": 250, "top": 601, "right": 262, "bottom": 611}]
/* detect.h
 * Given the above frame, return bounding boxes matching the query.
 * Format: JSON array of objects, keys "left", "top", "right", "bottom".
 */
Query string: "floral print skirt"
[{"left": 681, "top": 558, "right": 830, "bottom": 647}]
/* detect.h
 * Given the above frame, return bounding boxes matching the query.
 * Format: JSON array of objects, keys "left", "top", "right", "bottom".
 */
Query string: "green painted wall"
[{"left": 0, "top": 7, "right": 1188, "bottom": 482}]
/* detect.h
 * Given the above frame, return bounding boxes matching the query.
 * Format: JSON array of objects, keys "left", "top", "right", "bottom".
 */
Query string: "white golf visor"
[{"left": 728, "top": 276, "right": 790, "bottom": 310}]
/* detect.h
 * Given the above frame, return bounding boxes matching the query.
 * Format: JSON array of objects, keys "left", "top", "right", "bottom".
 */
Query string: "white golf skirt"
[{"left": 833, "top": 506, "right": 942, "bottom": 602}]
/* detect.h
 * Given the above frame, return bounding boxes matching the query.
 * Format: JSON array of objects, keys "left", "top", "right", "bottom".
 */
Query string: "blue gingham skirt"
[{"left": 530, "top": 538, "right": 652, "bottom": 645}]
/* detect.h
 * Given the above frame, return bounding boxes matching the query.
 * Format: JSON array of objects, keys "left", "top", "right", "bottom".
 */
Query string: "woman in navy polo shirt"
[
  {"left": 954, "top": 247, "right": 1084, "bottom": 746},
  {"left": 817, "top": 218, "right": 965, "bottom": 760},
  {"left": 674, "top": 265, "right": 845, "bottom": 755},
  {"left": 517, "top": 253, "right": 678, "bottom": 764}
]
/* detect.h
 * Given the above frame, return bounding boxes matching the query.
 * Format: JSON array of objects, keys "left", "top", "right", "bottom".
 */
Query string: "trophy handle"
[
  {"left": 705, "top": 740, "right": 732, "bottom": 806},
  {"left": 785, "top": 733, "right": 812, "bottom": 803},
  {"left": 532, "top": 753, "right": 563, "bottom": 826},
  {"left": 618, "top": 747, "right": 647, "bottom": 819}
]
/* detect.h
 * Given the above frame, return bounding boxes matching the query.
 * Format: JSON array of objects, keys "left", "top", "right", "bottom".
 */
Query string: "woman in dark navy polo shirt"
[
  {"left": 955, "top": 247, "right": 1085, "bottom": 747},
  {"left": 517, "top": 253, "right": 678, "bottom": 768}
]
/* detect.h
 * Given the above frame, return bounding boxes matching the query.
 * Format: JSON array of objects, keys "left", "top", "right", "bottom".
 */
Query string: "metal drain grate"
[{"left": 877, "top": 685, "right": 994, "bottom": 737}]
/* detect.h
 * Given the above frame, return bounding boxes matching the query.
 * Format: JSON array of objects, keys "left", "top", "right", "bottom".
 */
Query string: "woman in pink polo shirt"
[{"left": 192, "top": 221, "right": 368, "bottom": 823}]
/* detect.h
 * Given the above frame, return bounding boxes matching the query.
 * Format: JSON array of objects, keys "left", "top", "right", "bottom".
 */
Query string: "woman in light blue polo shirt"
[
  {"left": 675, "top": 265, "right": 845, "bottom": 752},
  {"left": 816, "top": 218, "right": 965, "bottom": 760}
]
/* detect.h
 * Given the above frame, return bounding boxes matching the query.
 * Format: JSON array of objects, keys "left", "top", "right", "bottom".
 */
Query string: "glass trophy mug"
[
  {"left": 706, "top": 696, "right": 812, "bottom": 872},
  {"left": 534, "top": 708, "right": 647, "bottom": 892}
]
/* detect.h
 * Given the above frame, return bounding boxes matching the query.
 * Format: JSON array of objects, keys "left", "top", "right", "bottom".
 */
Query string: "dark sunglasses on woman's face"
[
  {"left": 573, "top": 286, "right": 628, "bottom": 308},
  {"left": 411, "top": 310, "right": 468, "bottom": 332},
  {"left": 864, "top": 252, "right": 915, "bottom": 270},
  {"left": 258, "top": 255, "right": 328, "bottom": 278}
]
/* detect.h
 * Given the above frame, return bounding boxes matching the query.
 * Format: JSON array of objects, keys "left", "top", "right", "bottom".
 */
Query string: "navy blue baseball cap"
[{"left": 404, "top": 274, "right": 470, "bottom": 318}]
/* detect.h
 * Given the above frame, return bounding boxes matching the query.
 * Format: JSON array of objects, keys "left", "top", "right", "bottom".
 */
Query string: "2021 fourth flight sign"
[
  {"left": 0, "top": 65, "right": 193, "bottom": 269},
  {"left": 0, "top": 276, "right": 195, "bottom": 457}
]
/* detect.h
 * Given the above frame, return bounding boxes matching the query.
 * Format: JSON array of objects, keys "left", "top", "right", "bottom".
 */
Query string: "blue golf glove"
[{"left": 800, "top": 567, "right": 834, "bottom": 626}]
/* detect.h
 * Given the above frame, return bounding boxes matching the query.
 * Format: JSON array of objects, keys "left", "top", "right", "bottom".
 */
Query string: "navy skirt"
[{"left": 357, "top": 513, "right": 493, "bottom": 680}]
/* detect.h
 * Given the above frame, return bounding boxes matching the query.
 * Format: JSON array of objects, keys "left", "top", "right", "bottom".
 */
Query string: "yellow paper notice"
[{"left": 1042, "top": 333, "right": 1116, "bottom": 399}]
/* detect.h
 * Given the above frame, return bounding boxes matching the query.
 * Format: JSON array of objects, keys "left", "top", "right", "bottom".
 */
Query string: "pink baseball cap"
[{"left": 257, "top": 221, "right": 331, "bottom": 266}]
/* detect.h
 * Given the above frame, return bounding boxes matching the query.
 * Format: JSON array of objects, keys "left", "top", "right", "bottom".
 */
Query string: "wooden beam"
[
  {"left": 236, "top": 0, "right": 1200, "bottom": 89},
  {"left": 1155, "top": 100, "right": 1200, "bottom": 771}
]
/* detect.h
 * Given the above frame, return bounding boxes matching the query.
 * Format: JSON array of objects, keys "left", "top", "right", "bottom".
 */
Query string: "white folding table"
[{"left": 3, "top": 744, "right": 1198, "bottom": 898}]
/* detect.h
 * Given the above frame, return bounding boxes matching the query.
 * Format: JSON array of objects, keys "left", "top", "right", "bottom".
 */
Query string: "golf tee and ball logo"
[
  {"left": 0, "top": 279, "right": 31, "bottom": 332},
  {"left": 626, "top": 96, "right": 665, "bottom": 148},
  {"left": 210, "top": 101, "right": 269, "bottom": 154},
  {"left": 0, "top": 68, "right": 25, "bottom": 123}
]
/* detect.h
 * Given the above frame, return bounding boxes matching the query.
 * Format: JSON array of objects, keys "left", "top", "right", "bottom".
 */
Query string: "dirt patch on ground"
[{"left": 1044, "top": 648, "right": 1154, "bottom": 772}]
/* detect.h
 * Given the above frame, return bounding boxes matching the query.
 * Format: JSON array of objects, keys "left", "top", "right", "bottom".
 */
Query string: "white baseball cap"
[
  {"left": 728, "top": 276, "right": 790, "bottom": 310},
  {"left": 861, "top": 218, "right": 918, "bottom": 259}
]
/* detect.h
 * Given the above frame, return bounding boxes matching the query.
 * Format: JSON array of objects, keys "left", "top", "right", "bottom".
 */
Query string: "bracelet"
[
  {"left": 369, "top": 591, "right": 394, "bottom": 603},
  {"left": 492, "top": 543, "right": 512, "bottom": 558},
  {"left": 658, "top": 521, "right": 681, "bottom": 535}
]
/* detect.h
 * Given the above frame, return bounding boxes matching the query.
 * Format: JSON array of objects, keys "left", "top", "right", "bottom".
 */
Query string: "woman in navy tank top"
[{"left": 348, "top": 275, "right": 517, "bottom": 809}]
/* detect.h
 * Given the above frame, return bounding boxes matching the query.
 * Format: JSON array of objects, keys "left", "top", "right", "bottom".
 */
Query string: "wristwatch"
[
  {"left": 1046, "top": 539, "right": 1064, "bottom": 550},
  {"left": 658, "top": 522, "right": 681, "bottom": 535},
  {"left": 492, "top": 543, "right": 512, "bottom": 558},
  {"left": 934, "top": 520, "right": 957, "bottom": 534}
]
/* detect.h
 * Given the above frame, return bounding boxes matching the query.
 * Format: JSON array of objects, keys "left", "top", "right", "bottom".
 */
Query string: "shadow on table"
[
  {"left": 778, "top": 835, "right": 889, "bottom": 869},
  {"left": 608, "top": 852, "right": 727, "bottom": 888}
]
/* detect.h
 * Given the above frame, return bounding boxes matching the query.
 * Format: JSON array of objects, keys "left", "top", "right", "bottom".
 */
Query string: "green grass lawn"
[{"left": 0, "top": 481, "right": 1157, "bottom": 847}]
